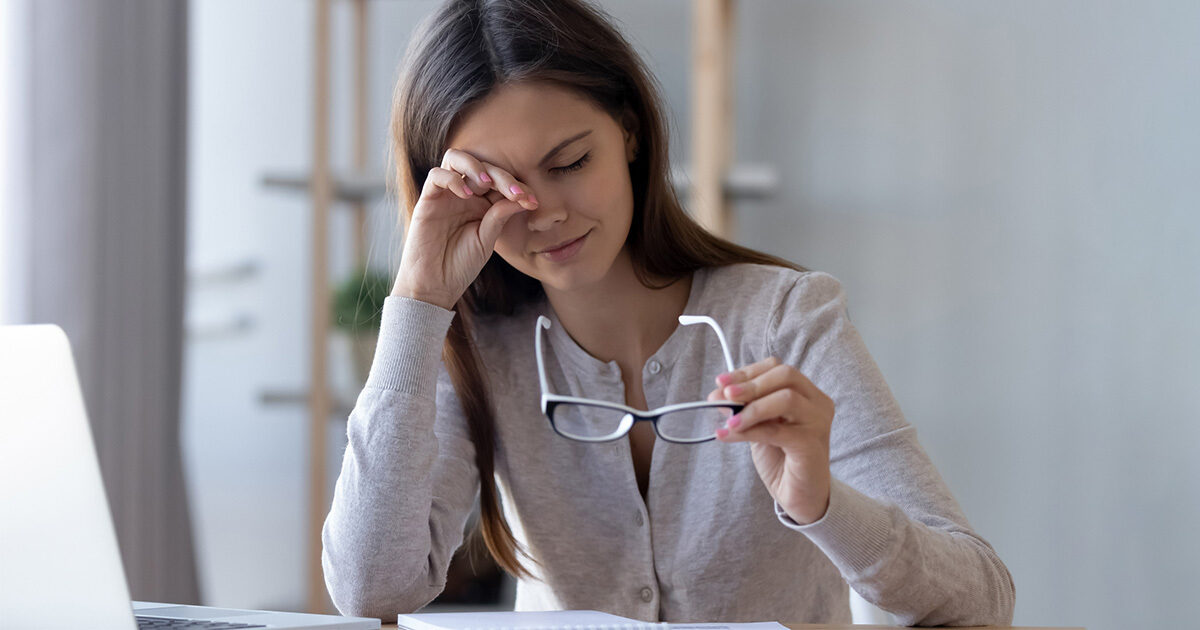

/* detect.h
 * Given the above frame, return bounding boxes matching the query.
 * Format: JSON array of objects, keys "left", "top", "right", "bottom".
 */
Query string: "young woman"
[{"left": 322, "top": 0, "right": 1015, "bottom": 626}]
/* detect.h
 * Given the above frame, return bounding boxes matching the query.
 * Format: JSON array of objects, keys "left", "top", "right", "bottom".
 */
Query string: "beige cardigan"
[{"left": 321, "top": 263, "right": 1015, "bottom": 626}]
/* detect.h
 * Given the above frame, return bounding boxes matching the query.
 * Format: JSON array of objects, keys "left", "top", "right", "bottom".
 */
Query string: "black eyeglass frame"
[{"left": 534, "top": 314, "right": 745, "bottom": 444}]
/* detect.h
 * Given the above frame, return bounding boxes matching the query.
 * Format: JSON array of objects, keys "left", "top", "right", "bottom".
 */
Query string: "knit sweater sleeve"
[
  {"left": 321, "top": 296, "right": 480, "bottom": 619},
  {"left": 766, "top": 271, "right": 1015, "bottom": 627}
]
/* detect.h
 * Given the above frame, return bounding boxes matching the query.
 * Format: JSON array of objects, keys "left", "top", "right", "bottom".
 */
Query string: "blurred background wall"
[
  {"left": 2, "top": 0, "right": 199, "bottom": 605},
  {"left": 4, "top": 1, "right": 1198, "bottom": 629}
]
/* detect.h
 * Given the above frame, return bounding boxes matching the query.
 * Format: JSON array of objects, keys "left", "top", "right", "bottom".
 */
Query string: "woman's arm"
[
  {"left": 768, "top": 271, "right": 1015, "bottom": 627},
  {"left": 321, "top": 296, "right": 480, "bottom": 619}
]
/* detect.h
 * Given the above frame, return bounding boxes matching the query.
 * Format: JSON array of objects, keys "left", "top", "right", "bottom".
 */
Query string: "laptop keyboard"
[{"left": 136, "top": 616, "right": 267, "bottom": 629}]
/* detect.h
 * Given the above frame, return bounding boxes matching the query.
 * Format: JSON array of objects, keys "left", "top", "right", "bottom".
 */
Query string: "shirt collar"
[{"left": 541, "top": 266, "right": 709, "bottom": 379}]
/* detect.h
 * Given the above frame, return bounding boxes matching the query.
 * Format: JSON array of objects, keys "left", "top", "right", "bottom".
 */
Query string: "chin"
[
  {"left": 533, "top": 263, "right": 603, "bottom": 293},
  {"left": 528, "top": 249, "right": 618, "bottom": 294}
]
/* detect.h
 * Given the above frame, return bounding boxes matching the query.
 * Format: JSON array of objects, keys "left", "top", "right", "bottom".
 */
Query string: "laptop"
[{"left": 0, "top": 324, "right": 380, "bottom": 630}]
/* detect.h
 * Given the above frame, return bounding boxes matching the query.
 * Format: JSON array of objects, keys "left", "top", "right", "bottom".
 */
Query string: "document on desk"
[{"left": 396, "top": 610, "right": 788, "bottom": 630}]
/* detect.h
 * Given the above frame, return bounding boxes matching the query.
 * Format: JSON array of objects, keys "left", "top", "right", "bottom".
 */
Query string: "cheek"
[{"left": 588, "top": 176, "right": 634, "bottom": 236}]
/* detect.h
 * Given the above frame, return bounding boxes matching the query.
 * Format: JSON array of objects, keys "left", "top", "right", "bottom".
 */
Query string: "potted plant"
[{"left": 331, "top": 265, "right": 392, "bottom": 386}]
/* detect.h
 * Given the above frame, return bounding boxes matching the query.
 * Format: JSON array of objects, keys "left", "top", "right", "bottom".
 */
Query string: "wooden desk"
[
  {"left": 384, "top": 619, "right": 1080, "bottom": 624},
  {"left": 777, "top": 626, "right": 1080, "bottom": 630}
]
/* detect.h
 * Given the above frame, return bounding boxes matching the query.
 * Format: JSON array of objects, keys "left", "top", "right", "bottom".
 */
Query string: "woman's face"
[{"left": 444, "top": 81, "right": 637, "bottom": 293}]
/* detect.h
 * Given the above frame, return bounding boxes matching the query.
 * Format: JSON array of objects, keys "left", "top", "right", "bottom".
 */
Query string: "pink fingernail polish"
[
  {"left": 726, "top": 385, "right": 743, "bottom": 396},
  {"left": 727, "top": 415, "right": 742, "bottom": 429},
  {"left": 510, "top": 184, "right": 523, "bottom": 195},
  {"left": 716, "top": 428, "right": 729, "bottom": 439},
  {"left": 480, "top": 172, "right": 492, "bottom": 183},
  {"left": 717, "top": 373, "right": 733, "bottom": 385}
]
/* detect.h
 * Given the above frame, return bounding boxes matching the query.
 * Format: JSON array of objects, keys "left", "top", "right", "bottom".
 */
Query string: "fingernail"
[
  {"left": 510, "top": 184, "right": 524, "bottom": 195},
  {"left": 716, "top": 373, "right": 733, "bottom": 386},
  {"left": 726, "top": 415, "right": 742, "bottom": 429},
  {"left": 716, "top": 428, "right": 729, "bottom": 439},
  {"left": 725, "top": 384, "right": 743, "bottom": 396},
  {"left": 526, "top": 194, "right": 538, "bottom": 205},
  {"left": 480, "top": 172, "right": 492, "bottom": 183},
  {"left": 464, "top": 186, "right": 473, "bottom": 196}
]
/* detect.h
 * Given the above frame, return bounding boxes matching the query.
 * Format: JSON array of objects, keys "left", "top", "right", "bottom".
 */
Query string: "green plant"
[{"left": 331, "top": 266, "right": 392, "bottom": 333}]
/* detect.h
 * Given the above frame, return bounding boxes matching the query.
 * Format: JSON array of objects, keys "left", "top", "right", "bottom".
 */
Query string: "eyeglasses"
[{"left": 534, "top": 313, "right": 745, "bottom": 444}]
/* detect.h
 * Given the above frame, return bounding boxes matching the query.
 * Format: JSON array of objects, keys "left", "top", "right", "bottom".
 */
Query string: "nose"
[{"left": 524, "top": 189, "right": 568, "bottom": 233}]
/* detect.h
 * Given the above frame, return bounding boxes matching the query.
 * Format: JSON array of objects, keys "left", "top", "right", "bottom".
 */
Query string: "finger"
[
  {"left": 725, "top": 387, "right": 816, "bottom": 434},
  {"left": 715, "top": 356, "right": 782, "bottom": 388},
  {"left": 716, "top": 417, "right": 788, "bottom": 445},
  {"left": 440, "top": 148, "right": 494, "bottom": 195},
  {"left": 443, "top": 149, "right": 538, "bottom": 209},
  {"left": 721, "top": 363, "right": 801, "bottom": 404},
  {"left": 478, "top": 200, "right": 533, "bottom": 251},
  {"left": 420, "top": 167, "right": 476, "bottom": 203},
  {"left": 478, "top": 163, "right": 539, "bottom": 210}
]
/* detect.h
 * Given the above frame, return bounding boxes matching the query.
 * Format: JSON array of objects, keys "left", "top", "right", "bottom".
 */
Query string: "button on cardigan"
[{"left": 321, "top": 263, "right": 1015, "bottom": 626}]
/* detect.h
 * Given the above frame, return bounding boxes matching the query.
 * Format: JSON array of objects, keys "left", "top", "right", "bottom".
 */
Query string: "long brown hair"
[{"left": 387, "top": 0, "right": 804, "bottom": 579}]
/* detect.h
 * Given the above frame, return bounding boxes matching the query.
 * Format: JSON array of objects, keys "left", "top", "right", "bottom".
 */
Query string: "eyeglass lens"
[{"left": 553, "top": 403, "right": 736, "bottom": 442}]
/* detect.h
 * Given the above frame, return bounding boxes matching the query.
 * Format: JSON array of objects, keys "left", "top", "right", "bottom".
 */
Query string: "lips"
[{"left": 538, "top": 232, "right": 587, "bottom": 254}]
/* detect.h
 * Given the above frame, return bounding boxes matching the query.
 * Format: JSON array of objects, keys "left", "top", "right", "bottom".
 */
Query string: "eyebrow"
[{"left": 538, "top": 130, "right": 593, "bottom": 168}]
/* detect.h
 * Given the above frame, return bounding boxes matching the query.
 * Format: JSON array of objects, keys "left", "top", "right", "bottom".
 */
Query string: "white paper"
[{"left": 396, "top": 610, "right": 789, "bottom": 630}]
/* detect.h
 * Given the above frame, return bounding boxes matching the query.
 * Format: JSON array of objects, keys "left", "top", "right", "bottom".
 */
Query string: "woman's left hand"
[{"left": 707, "top": 356, "right": 834, "bottom": 525}]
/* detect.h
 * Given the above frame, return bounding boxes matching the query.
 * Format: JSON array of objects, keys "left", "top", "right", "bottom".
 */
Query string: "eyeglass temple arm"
[
  {"left": 677, "top": 315, "right": 736, "bottom": 374},
  {"left": 535, "top": 316, "right": 552, "bottom": 408},
  {"left": 539, "top": 314, "right": 733, "bottom": 396}
]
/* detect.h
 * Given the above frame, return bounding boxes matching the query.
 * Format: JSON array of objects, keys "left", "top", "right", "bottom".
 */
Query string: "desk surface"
[{"left": 376, "top": 619, "right": 1080, "bottom": 624}]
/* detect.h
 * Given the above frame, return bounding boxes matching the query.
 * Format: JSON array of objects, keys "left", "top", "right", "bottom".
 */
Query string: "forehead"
[{"left": 446, "top": 82, "right": 615, "bottom": 173}]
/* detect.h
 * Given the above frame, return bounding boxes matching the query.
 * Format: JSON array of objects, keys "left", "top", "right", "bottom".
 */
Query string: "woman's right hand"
[{"left": 392, "top": 148, "right": 539, "bottom": 310}]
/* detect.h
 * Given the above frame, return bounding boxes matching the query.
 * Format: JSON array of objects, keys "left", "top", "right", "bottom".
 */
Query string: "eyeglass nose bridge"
[{"left": 626, "top": 405, "right": 745, "bottom": 444}]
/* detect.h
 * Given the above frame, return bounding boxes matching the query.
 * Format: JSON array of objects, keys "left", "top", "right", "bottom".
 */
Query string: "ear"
[{"left": 621, "top": 106, "right": 640, "bottom": 162}]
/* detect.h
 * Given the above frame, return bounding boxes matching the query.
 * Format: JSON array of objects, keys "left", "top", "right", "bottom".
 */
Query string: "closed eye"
[{"left": 551, "top": 152, "right": 591, "bottom": 175}]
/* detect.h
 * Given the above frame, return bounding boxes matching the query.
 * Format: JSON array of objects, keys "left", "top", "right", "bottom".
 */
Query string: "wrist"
[
  {"left": 780, "top": 473, "right": 831, "bottom": 525},
  {"left": 390, "top": 282, "right": 456, "bottom": 311}
]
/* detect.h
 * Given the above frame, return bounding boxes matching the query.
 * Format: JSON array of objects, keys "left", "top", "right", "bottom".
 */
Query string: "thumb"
[{"left": 478, "top": 200, "right": 529, "bottom": 252}]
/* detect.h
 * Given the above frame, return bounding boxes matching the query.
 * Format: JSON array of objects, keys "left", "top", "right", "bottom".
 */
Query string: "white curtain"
[{"left": 5, "top": 0, "right": 199, "bottom": 604}]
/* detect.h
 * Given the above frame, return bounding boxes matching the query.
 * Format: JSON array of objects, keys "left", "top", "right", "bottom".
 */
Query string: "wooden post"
[
  {"left": 352, "top": 0, "right": 368, "bottom": 266},
  {"left": 691, "top": 0, "right": 735, "bottom": 238},
  {"left": 307, "top": 0, "right": 332, "bottom": 614}
]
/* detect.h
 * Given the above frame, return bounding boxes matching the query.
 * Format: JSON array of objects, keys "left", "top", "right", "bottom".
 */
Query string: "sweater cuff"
[
  {"left": 365, "top": 296, "right": 457, "bottom": 396},
  {"left": 775, "top": 478, "right": 896, "bottom": 577}
]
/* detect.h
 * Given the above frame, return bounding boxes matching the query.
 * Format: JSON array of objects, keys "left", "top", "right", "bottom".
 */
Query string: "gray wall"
[
  {"left": 187, "top": 1, "right": 1200, "bottom": 627},
  {"left": 729, "top": 4, "right": 1200, "bottom": 630}
]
